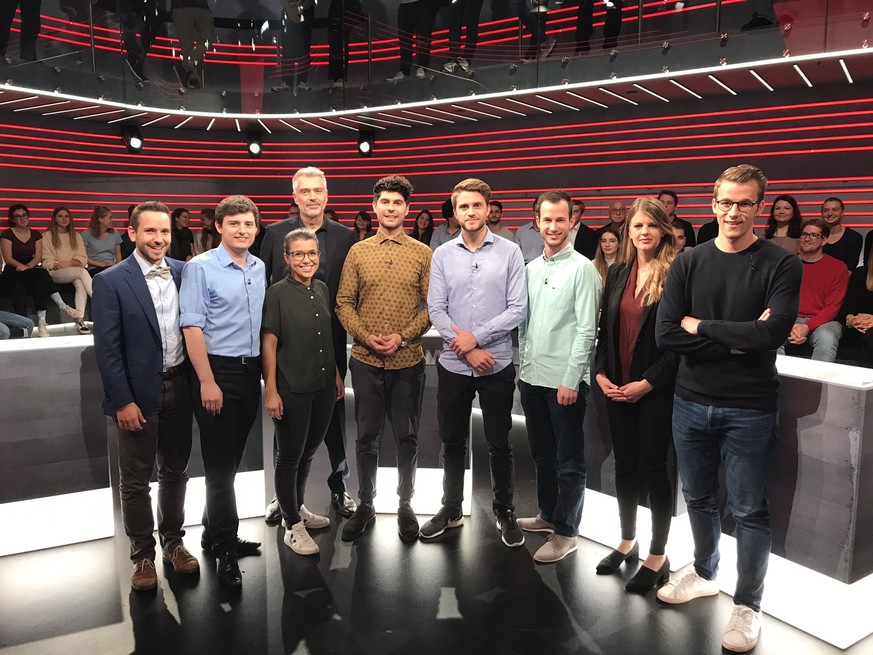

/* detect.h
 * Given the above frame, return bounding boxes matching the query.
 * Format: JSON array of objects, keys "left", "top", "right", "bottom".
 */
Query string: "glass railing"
[{"left": 0, "top": 0, "right": 868, "bottom": 115}]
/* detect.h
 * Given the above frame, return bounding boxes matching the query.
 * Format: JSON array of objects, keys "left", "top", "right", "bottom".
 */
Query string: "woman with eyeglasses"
[
  {"left": 42, "top": 206, "right": 92, "bottom": 334},
  {"left": 594, "top": 197, "right": 678, "bottom": 593},
  {"left": 1, "top": 204, "right": 83, "bottom": 336},
  {"left": 762, "top": 194, "right": 802, "bottom": 254},
  {"left": 261, "top": 228, "right": 345, "bottom": 556}
]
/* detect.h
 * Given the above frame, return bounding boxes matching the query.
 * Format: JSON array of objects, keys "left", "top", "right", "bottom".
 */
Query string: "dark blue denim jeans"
[
  {"left": 520, "top": 381, "right": 587, "bottom": 537},
  {"left": 672, "top": 396, "right": 777, "bottom": 612}
]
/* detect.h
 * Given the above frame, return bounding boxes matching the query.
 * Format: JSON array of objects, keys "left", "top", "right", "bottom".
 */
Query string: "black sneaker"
[
  {"left": 419, "top": 505, "right": 463, "bottom": 539},
  {"left": 496, "top": 510, "right": 525, "bottom": 548},
  {"left": 341, "top": 503, "right": 375, "bottom": 541},
  {"left": 741, "top": 13, "right": 775, "bottom": 31},
  {"left": 398, "top": 502, "right": 419, "bottom": 542}
]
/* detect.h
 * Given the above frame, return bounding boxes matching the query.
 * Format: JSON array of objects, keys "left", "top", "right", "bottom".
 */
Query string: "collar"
[
  {"left": 453, "top": 228, "right": 495, "bottom": 251},
  {"left": 375, "top": 229, "right": 409, "bottom": 245},
  {"left": 542, "top": 241, "right": 574, "bottom": 262},
  {"left": 132, "top": 249, "right": 167, "bottom": 276},
  {"left": 216, "top": 242, "right": 254, "bottom": 269}
]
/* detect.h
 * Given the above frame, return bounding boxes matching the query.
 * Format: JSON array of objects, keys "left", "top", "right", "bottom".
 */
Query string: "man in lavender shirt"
[{"left": 419, "top": 178, "right": 528, "bottom": 548}]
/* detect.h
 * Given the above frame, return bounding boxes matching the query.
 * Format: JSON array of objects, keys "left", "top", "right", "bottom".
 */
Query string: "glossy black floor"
[{"left": 2, "top": 416, "right": 871, "bottom": 655}]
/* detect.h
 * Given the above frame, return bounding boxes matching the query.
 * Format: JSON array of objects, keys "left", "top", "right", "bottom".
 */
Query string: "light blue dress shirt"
[
  {"left": 429, "top": 223, "right": 461, "bottom": 251},
  {"left": 514, "top": 221, "right": 545, "bottom": 264},
  {"left": 179, "top": 243, "right": 265, "bottom": 357},
  {"left": 428, "top": 229, "right": 527, "bottom": 376}
]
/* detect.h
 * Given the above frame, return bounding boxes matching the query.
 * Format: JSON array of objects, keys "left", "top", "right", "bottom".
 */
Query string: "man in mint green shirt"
[{"left": 516, "top": 189, "right": 601, "bottom": 563}]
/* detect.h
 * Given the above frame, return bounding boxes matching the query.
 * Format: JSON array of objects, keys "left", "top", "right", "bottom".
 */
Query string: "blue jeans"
[
  {"left": 0, "top": 310, "right": 34, "bottom": 339},
  {"left": 672, "top": 396, "right": 777, "bottom": 612},
  {"left": 520, "top": 381, "right": 587, "bottom": 537},
  {"left": 777, "top": 316, "right": 842, "bottom": 362}
]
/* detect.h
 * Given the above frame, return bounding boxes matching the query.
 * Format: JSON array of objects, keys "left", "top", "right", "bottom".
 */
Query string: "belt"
[
  {"left": 208, "top": 354, "right": 261, "bottom": 366},
  {"left": 161, "top": 364, "right": 186, "bottom": 380}
]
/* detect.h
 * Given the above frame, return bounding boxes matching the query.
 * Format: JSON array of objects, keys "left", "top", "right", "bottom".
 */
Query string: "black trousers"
[
  {"left": 281, "top": 8, "right": 315, "bottom": 84},
  {"left": 446, "top": 0, "right": 485, "bottom": 63},
  {"left": 194, "top": 355, "right": 261, "bottom": 556},
  {"left": 605, "top": 385, "right": 674, "bottom": 555},
  {"left": 349, "top": 357, "right": 425, "bottom": 505},
  {"left": 1, "top": 266, "right": 57, "bottom": 315},
  {"left": 437, "top": 362, "right": 516, "bottom": 515},
  {"left": 575, "top": 0, "right": 623, "bottom": 50},
  {"left": 0, "top": 0, "right": 40, "bottom": 59},
  {"left": 121, "top": 0, "right": 162, "bottom": 64},
  {"left": 117, "top": 371, "right": 194, "bottom": 562},
  {"left": 327, "top": 0, "right": 364, "bottom": 81},
  {"left": 396, "top": 0, "right": 438, "bottom": 75}
]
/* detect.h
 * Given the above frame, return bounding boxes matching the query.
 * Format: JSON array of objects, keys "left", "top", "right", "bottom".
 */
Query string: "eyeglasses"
[
  {"left": 714, "top": 199, "right": 760, "bottom": 213},
  {"left": 608, "top": 208, "right": 626, "bottom": 214},
  {"left": 287, "top": 250, "right": 320, "bottom": 261},
  {"left": 11, "top": 212, "right": 28, "bottom": 219},
  {"left": 799, "top": 233, "right": 825, "bottom": 240}
]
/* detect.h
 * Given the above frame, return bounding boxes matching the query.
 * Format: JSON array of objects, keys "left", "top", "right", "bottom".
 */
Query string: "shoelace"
[
  {"left": 135, "top": 559, "right": 155, "bottom": 572},
  {"left": 726, "top": 606, "right": 755, "bottom": 631}
]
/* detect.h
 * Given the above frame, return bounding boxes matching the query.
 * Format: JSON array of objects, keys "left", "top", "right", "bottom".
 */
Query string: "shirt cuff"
[{"left": 179, "top": 312, "right": 206, "bottom": 329}]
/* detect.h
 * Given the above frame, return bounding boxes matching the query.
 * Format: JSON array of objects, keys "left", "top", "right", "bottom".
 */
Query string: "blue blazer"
[{"left": 92, "top": 255, "right": 185, "bottom": 418}]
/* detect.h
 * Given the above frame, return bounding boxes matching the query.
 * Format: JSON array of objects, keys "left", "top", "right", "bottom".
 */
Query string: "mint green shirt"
[{"left": 519, "top": 242, "right": 601, "bottom": 390}]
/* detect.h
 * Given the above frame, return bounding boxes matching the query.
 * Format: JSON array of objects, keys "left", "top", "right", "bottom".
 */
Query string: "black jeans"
[
  {"left": 396, "top": 0, "right": 438, "bottom": 75},
  {"left": 117, "top": 371, "right": 193, "bottom": 562},
  {"left": 605, "top": 386, "right": 674, "bottom": 555},
  {"left": 1, "top": 266, "right": 57, "bottom": 315},
  {"left": 349, "top": 357, "right": 425, "bottom": 505},
  {"left": 520, "top": 381, "right": 587, "bottom": 537},
  {"left": 281, "top": 8, "right": 315, "bottom": 84},
  {"left": 121, "top": 0, "right": 161, "bottom": 63},
  {"left": 446, "top": 0, "right": 485, "bottom": 63},
  {"left": 0, "top": 0, "right": 40, "bottom": 59},
  {"left": 575, "top": 0, "right": 623, "bottom": 50},
  {"left": 437, "top": 362, "right": 516, "bottom": 515},
  {"left": 327, "top": 0, "right": 364, "bottom": 81},
  {"left": 273, "top": 385, "right": 335, "bottom": 525},
  {"left": 194, "top": 355, "right": 261, "bottom": 556}
]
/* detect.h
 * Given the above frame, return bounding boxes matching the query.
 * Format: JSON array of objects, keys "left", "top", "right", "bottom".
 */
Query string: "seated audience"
[
  {"left": 658, "top": 190, "right": 696, "bottom": 248},
  {"left": 324, "top": 208, "right": 340, "bottom": 222},
  {"left": 697, "top": 217, "right": 718, "bottom": 244},
  {"left": 515, "top": 199, "right": 546, "bottom": 263},
  {"left": 487, "top": 200, "right": 516, "bottom": 243},
  {"left": 821, "top": 197, "right": 862, "bottom": 269},
  {"left": 671, "top": 224, "right": 687, "bottom": 255},
  {"left": 1, "top": 204, "right": 82, "bottom": 336},
  {"left": 592, "top": 226, "right": 620, "bottom": 284},
  {"left": 42, "top": 206, "right": 91, "bottom": 333},
  {"left": 410, "top": 209, "right": 435, "bottom": 244},
  {"left": 779, "top": 218, "right": 848, "bottom": 362},
  {"left": 193, "top": 207, "right": 220, "bottom": 255},
  {"left": 83, "top": 205, "right": 122, "bottom": 274},
  {"left": 763, "top": 194, "right": 801, "bottom": 253},
  {"left": 170, "top": 207, "right": 194, "bottom": 261},
  {"left": 572, "top": 199, "right": 598, "bottom": 260},
  {"left": 119, "top": 205, "right": 136, "bottom": 260},
  {"left": 352, "top": 210, "right": 375, "bottom": 241},
  {"left": 429, "top": 198, "right": 461, "bottom": 250},
  {"left": 839, "top": 263, "right": 873, "bottom": 368},
  {"left": 0, "top": 310, "right": 34, "bottom": 339}
]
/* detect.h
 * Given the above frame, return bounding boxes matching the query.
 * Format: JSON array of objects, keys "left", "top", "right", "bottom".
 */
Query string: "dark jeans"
[
  {"left": 194, "top": 355, "right": 262, "bottom": 556},
  {"left": 396, "top": 0, "right": 438, "bottom": 75},
  {"left": 171, "top": 7, "right": 215, "bottom": 74},
  {"left": 349, "top": 357, "right": 425, "bottom": 505},
  {"left": 121, "top": 0, "right": 161, "bottom": 64},
  {"left": 520, "top": 381, "right": 587, "bottom": 537},
  {"left": 510, "top": 0, "right": 545, "bottom": 48},
  {"left": 605, "top": 387, "right": 674, "bottom": 555},
  {"left": 117, "top": 371, "right": 193, "bottom": 562},
  {"left": 0, "top": 0, "right": 40, "bottom": 59},
  {"left": 575, "top": 0, "right": 623, "bottom": 50},
  {"left": 273, "top": 385, "right": 335, "bottom": 526},
  {"left": 672, "top": 396, "right": 777, "bottom": 612},
  {"left": 446, "top": 0, "right": 485, "bottom": 63},
  {"left": 281, "top": 8, "right": 315, "bottom": 84},
  {"left": 1, "top": 266, "right": 57, "bottom": 315},
  {"left": 327, "top": 0, "right": 365, "bottom": 81},
  {"left": 437, "top": 362, "right": 516, "bottom": 514}
]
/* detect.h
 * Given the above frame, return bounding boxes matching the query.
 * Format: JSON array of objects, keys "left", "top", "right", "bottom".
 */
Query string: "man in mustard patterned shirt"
[{"left": 335, "top": 175, "right": 432, "bottom": 543}]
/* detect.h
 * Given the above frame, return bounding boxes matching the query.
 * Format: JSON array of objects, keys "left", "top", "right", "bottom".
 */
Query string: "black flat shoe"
[
  {"left": 625, "top": 557, "right": 670, "bottom": 594},
  {"left": 595, "top": 542, "right": 639, "bottom": 575},
  {"left": 216, "top": 552, "right": 242, "bottom": 587}
]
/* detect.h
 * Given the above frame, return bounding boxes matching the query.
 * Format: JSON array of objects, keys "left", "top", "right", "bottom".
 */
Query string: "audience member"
[
  {"left": 410, "top": 209, "right": 435, "bottom": 244},
  {"left": 778, "top": 218, "right": 847, "bottom": 362},
  {"left": 515, "top": 199, "right": 546, "bottom": 264},
  {"left": 1, "top": 204, "right": 81, "bottom": 336},
  {"left": 839, "top": 263, "right": 873, "bottom": 368},
  {"left": 429, "top": 198, "right": 461, "bottom": 250},
  {"left": 594, "top": 196, "right": 677, "bottom": 591},
  {"left": 671, "top": 224, "right": 687, "bottom": 254},
  {"left": 336, "top": 175, "right": 432, "bottom": 543},
  {"left": 42, "top": 206, "right": 91, "bottom": 333},
  {"left": 0, "top": 310, "right": 34, "bottom": 339},
  {"left": 511, "top": 0, "right": 554, "bottom": 61},
  {"left": 170, "top": 208, "right": 195, "bottom": 262},
  {"left": 352, "top": 210, "right": 375, "bottom": 241},
  {"left": 0, "top": 0, "right": 40, "bottom": 61},
  {"left": 120, "top": 205, "right": 136, "bottom": 260},
  {"left": 193, "top": 208, "right": 220, "bottom": 255},
  {"left": 180, "top": 195, "right": 266, "bottom": 587},
  {"left": 571, "top": 199, "right": 598, "bottom": 260},
  {"left": 604, "top": 199, "right": 628, "bottom": 235},
  {"left": 170, "top": 0, "right": 215, "bottom": 89},
  {"left": 390, "top": 0, "right": 438, "bottom": 80},
  {"left": 517, "top": 190, "right": 600, "bottom": 563},
  {"left": 697, "top": 217, "right": 718, "bottom": 244},
  {"left": 119, "top": 0, "right": 163, "bottom": 82},
  {"left": 93, "top": 200, "right": 199, "bottom": 592},
  {"left": 763, "top": 194, "right": 801, "bottom": 253},
  {"left": 83, "top": 205, "right": 123, "bottom": 275},
  {"left": 273, "top": 0, "right": 316, "bottom": 92},
  {"left": 487, "top": 200, "right": 516, "bottom": 243},
  {"left": 262, "top": 228, "right": 342, "bottom": 555},
  {"left": 574, "top": 0, "right": 623, "bottom": 54},
  {"left": 592, "top": 226, "right": 620, "bottom": 283},
  {"left": 821, "top": 197, "right": 862, "bottom": 269},
  {"left": 441, "top": 0, "right": 484, "bottom": 73},
  {"left": 327, "top": 0, "right": 366, "bottom": 86},
  {"left": 658, "top": 190, "right": 696, "bottom": 248},
  {"left": 421, "top": 178, "right": 527, "bottom": 547}
]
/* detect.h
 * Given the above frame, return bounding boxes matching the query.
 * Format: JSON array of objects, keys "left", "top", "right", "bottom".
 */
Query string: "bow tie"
[{"left": 145, "top": 266, "right": 171, "bottom": 280}]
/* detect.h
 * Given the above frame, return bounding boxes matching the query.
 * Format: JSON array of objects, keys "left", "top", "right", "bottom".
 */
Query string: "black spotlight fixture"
[
  {"left": 121, "top": 125, "right": 143, "bottom": 153},
  {"left": 357, "top": 128, "right": 375, "bottom": 157},
  {"left": 246, "top": 132, "right": 262, "bottom": 158}
]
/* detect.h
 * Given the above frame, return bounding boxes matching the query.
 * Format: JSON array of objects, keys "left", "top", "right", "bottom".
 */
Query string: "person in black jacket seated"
[
  {"left": 821, "top": 196, "right": 862, "bottom": 270},
  {"left": 839, "top": 264, "right": 873, "bottom": 368},
  {"left": 170, "top": 207, "right": 194, "bottom": 261},
  {"left": 594, "top": 196, "right": 678, "bottom": 593}
]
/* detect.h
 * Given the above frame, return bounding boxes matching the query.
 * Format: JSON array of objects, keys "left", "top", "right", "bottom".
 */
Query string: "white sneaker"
[
  {"left": 414, "top": 66, "right": 426, "bottom": 78},
  {"left": 441, "top": 61, "right": 457, "bottom": 73},
  {"left": 656, "top": 568, "right": 719, "bottom": 604},
  {"left": 457, "top": 57, "right": 470, "bottom": 72},
  {"left": 37, "top": 321, "right": 49, "bottom": 337},
  {"left": 284, "top": 521, "right": 319, "bottom": 555},
  {"left": 387, "top": 71, "right": 407, "bottom": 81},
  {"left": 722, "top": 604, "right": 761, "bottom": 652},
  {"left": 299, "top": 504, "right": 330, "bottom": 529},
  {"left": 517, "top": 514, "right": 555, "bottom": 534}
]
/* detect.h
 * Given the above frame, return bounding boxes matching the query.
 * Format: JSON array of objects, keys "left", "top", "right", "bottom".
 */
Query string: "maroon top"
[
  {"left": 618, "top": 261, "right": 645, "bottom": 385},
  {"left": 0, "top": 228, "right": 41, "bottom": 267}
]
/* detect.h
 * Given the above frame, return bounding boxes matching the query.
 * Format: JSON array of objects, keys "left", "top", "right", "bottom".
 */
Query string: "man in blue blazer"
[{"left": 93, "top": 201, "right": 200, "bottom": 592}]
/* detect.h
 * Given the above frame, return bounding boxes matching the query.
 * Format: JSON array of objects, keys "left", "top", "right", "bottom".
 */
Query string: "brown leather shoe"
[
  {"left": 131, "top": 558, "right": 158, "bottom": 591},
  {"left": 163, "top": 545, "right": 200, "bottom": 574}
]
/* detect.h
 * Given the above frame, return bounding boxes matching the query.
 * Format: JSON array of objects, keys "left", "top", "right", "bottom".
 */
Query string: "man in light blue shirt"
[
  {"left": 514, "top": 199, "right": 546, "bottom": 264},
  {"left": 516, "top": 190, "right": 601, "bottom": 564},
  {"left": 180, "top": 195, "right": 266, "bottom": 587},
  {"left": 420, "top": 178, "right": 528, "bottom": 548}
]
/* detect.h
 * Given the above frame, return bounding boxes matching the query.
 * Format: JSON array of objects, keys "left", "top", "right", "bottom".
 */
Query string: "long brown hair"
[
  {"left": 866, "top": 265, "right": 873, "bottom": 293},
  {"left": 620, "top": 197, "right": 676, "bottom": 306},
  {"left": 48, "top": 206, "right": 79, "bottom": 251},
  {"left": 593, "top": 226, "right": 621, "bottom": 285},
  {"left": 88, "top": 205, "right": 114, "bottom": 236}
]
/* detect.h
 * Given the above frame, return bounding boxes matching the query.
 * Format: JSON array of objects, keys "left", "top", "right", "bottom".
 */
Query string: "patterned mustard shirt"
[{"left": 336, "top": 230, "right": 432, "bottom": 370}]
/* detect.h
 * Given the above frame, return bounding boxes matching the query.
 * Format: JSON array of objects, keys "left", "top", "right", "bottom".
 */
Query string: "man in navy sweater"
[{"left": 655, "top": 164, "right": 802, "bottom": 653}]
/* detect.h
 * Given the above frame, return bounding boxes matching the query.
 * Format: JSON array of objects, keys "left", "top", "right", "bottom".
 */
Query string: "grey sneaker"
[
  {"left": 722, "top": 604, "right": 761, "bottom": 652},
  {"left": 533, "top": 534, "right": 578, "bottom": 563},
  {"left": 495, "top": 510, "right": 524, "bottom": 548},
  {"left": 517, "top": 514, "right": 555, "bottom": 534},
  {"left": 441, "top": 61, "right": 457, "bottom": 73},
  {"left": 387, "top": 71, "right": 407, "bottom": 82},
  {"left": 271, "top": 81, "right": 291, "bottom": 92},
  {"left": 457, "top": 57, "right": 470, "bottom": 72},
  {"left": 414, "top": 66, "right": 426, "bottom": 78},
  {"left": 419, "top": 505, "right": 463, "bottom": 539},
  {"left": 656, "top": 568, "right": 719, "bottom": 604},
  {"left": 284, "top": 520, "right": 319, "bottom": 555},
  {"left": 299, "top": 504, "right": 330, "bottom": 529}
]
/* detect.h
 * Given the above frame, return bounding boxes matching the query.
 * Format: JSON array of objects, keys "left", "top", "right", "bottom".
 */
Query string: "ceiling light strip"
[
  {"left": 141, "top": 114, "right": 169, "bottom": 127},
  {"left": 257, "top": 119, "right": 273, "bottom": 134},
  {"left": 107, "top": 111, "right": 148, "bottom": 124},
  {"left": 793, "top": 64, "right": 813, "bottom": 88},
  {"left": 402, "top": 109, "right": 452, "bottom": 124},
  {"left": 72, "top": 109, "right": 126, "bottom": 120},
  {"left": 839, "top": 59, "right": 854, "bottom": 84},
  {"left": 428, "top": 107, "right": 473, "bottom": 121},
  {"left": 535, "top": 94, "right": 580, "bottom": 111},
  {"left": 175, "top": 116, "right": 193, "bottom": 129},
  {"left": 451, "top": 104, "right": 501, "bottom": 119},
  {"left": 598, "top": 87, "right": 638, "bottom": 105},
  {"left": 0, "top": 95, "right": 39, "bottom": 106},
  {"left": 358, "top": 114, "right": 410, "bottom": 127},
  {"left": 381, "top": 111, "right": 431, "bottom": 126},
  {"left": 707, "top": 74, "right": 737, "bottom": 95},
  {"left": 749, "top": 69, "right": 774, "bottom": 91},
  {"left": 668, "top": 79, "right": 702, "bottom": 99},
  {"left": 632, "top": 84, "right": 669, "bottom": 102},
  {"left": 477, "top": 101, "right": 526, "bottom": 117},
  {"left": 14, "top": 100, "right": 70, "bottom": 112},
  {"left": 506, "top": 98, "right": 552, "bottom": 113},
  {"left": 278, "top": 119, "right": 302, "bottom": 133},
  {"left": 234, "top": 118, "right": 241, "bottom": 132},
  {"left": 206, "top": 118, "right": 216, "bottom": 131},
  {"left": 566, "top": 91, "right": 608, "bottom": 109},
  {"left": 42, "top": 104, "right": 99, "bottom": 116},
  {"left": 317, "top": 117, "right": 358, "bottom": 131}
]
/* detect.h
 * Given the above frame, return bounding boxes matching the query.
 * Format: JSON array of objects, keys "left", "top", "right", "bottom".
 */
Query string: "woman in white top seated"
[{"left": 42, "top": 206, "right": 91, "bottom": 333}]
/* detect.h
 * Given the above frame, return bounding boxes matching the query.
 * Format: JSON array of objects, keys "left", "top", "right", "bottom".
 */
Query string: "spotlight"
[
  {"left": 357, "top": 128, "right": 375, "bottom": 157},
  {"left": 121, "top": 125, "right": 143, "bottom": 153},
  {"left": 246, "top": 132, "right": 262, "bottom": 158}
]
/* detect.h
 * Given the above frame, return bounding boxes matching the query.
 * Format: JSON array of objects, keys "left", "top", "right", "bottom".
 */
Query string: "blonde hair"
[
  {"left": 48, "top": 206, "right": 79, "bottom": 252},
  {"left": 451, "top": 178, "right": 492, "bottom": 208},
  {"left": 713, "top": 164, "right": 768, "bottom": 202},
  {"left": 620, "top": 197, "right": 676, "bottom": 306}
]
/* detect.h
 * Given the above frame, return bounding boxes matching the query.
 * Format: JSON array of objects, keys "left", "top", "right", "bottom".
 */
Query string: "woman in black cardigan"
[
  {"left": 594, "top": 196, "right": 679, "bottom": 593},
  {"left": 839, "top": 265, "right": 873, "bottom": 368}
]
